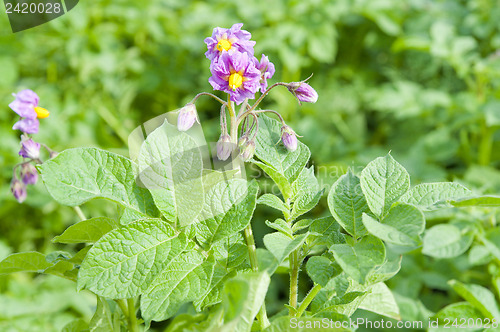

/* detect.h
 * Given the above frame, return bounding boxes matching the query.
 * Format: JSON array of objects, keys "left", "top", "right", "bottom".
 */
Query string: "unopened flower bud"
[
  {"left": 238, "top": 135, "right": 249, "bottom": 149},
  {"left": 287, "top": 82, "right": 318, "bottom": 104},
  {"left": 177, "top": 103, "right": 198, "bottom": 131},
  {"left": 19, "top": 138, "right": 40, "bottom": 159},
  {"left": 239, "top": 140, "right": 256, "bottom": 161},
  {"left": 21, "top": 163, "right": 38, "bottom": 185},
  {"left": 11, "top": 179, "right": 27, "bottom": 203},
  {"left": 281, "top": 125, "right": 298, "bottom": 152},
  {"left": 216, "top": 134, "right": 233, "bottom": 161}
]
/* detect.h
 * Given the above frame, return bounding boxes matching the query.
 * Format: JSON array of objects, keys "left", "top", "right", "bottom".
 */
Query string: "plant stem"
[
  {"left": 296, "top": 284, "right": 322, "bottom": 318},
  {"left": 289, "top": 249, "right": 299, "bottom": 315},
  {"left": 127, "top": 298, "right": 139, "bottom": 332},
  {"left": 73, "top": 206, "right": 86, "bottom": 222},
  {"left": 228, "top": 96, "right": 270, "bottom": 330}
]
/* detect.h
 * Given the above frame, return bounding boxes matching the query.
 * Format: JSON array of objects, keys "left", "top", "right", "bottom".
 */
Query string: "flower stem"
[
  {"left": 190, "top": 92, "right": 227, "bottom": 106},
  {"left": 73, "top": 206, "right": 86, "bottom": 222},
  {"left": 296, "top": 283, "right": 322, "bottom": 318},
  {"left": 237, "top": 82, "right": 288, "bottom": 125}
]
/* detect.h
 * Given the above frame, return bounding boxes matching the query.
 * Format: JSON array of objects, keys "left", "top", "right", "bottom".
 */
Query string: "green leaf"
[
  {"left": 265, "top": 316, "right": 350, "bottom": 331},
  {"left": 307, "top": 216, "right": 345, "bottom": 247},
  {"left": 253, "top": 115, "right": 311, "bottom": 199},
  {"left": 252, "top": 160, "right": 293, "bottom": 199},
  {"left": 362, "top": 203, "right": 425, "bottom": 246},
  {"left": 359, "top": 282, "right": 401, "bottom": 320},
  {"left": 194, "top": 266, "right": 236, "bottom": 311},
  {"left": 52, "top": 217, "right": 118, "bottom": 244},
  {"left": 360, "top": 154, "right": 410, "bottom": 217},
  {"left": 263, "top": 232, "right": 308, "bottom": 264},
  {"left": 38, "top": 147, "right": 158, "bottom": 218},
  {"left": 290, "top": 190, "right": 323, "bottom": 221},
  {"left": 365, "top": 257, "right": 402, "bottom": 285},
  {"left": 432, "top": 302, "right": 483, "bottom": 330},
  {"left": 451, "top": 196, "right": 500, "bottom": 207},
  {"left": 0, "top": 252, "right": 52, "bottom": 274},
  {"left": 77, "top": 219, "right": 188, "bottom": 298},
  {"left": 257, "top": 248, "right": 279, "bottom": 275},
  {"left": 213, "top": 233, "right": 248, "bottom": 270},
  {"left": 195, "top": 179, "right": 258, "bottom": 248},
  {"left": 306, "top": 256, "right": 341, "bottom": 287},
  {"left": 291, "top": 166, "right": 320, "bottom": 201},
  {"left": 257, "top": 194, "right": 289, "bottom": 215},
  {"left": 292, "top": 219, "right": 314, "bottom": 234},
  {"left": 422, "top": 224, "right": 474, "bottom": 258},
  {"left": 448, "top": 280, "right": 500, "bottom": 319},
  {"left": 330, "top": 235, "right": 386, "bottom": 284},
  {"left": 265, "top": 219, "right": 293, "bottom": 237},
  {"left": 220, "top": 272, "right": 270, "bottom": 332},
  {"left": 62, "top": 319, "right": 89, "bottom": 332},
  {"left": 328, "top": 170, "right": 370, "bottom": 238},
  {"left": 89, "top": 296, "right": 115, "bottom": 332},
  {"left": 137, "top": 121, "right": 204, "bottom": 226},
  {"left": 481, "top": 227, "right": 500, "bottom": 261},
  {"left": 141, "top": 251, "right": 215, "bottom": 322},
  {"left": 400, "top": 182, "right": 471, "bottom": 210}
]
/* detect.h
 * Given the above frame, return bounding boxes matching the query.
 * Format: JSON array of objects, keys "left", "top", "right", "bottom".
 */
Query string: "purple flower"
[
  {"left": 9, "top": 89, "right": 39, "bottom": 118},
  {"left": 19, "top": 138, "right": 41, "bottom": 159},
  {"left": 177, "top": 103, "right": 198, "bottom": 131},
  {"left": 204, "top": 23, "right": 256, "bottom": 62},
  {"left": 281, "top": 125, "right": 298, "bottom": 152},
  {"left": 254, "top": 54, "right": 275, "bottom": 93},
  {"left": 10, "top": 179, "right": 27, "bottom": 203},
  {"left": 239, "top": 140, "right": 256, "bottom": 161},
  {"left": 21, "top": 163, "right": 38, "bottom": 185},
  {"left": 287, "top": 82, "right": 318, "bottom": 104},
  {"left": 209, "top": 51, "right": 261, "bottom": 105},
  {"left": 216, "top": 134, "right": 233, "bottom": 161},
  {"left": 13, "top": 117, "right": 39, "bottom": 134}
]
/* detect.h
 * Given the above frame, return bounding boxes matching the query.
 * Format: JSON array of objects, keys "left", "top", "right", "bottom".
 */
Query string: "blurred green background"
[{"left": 0, "top": 0, "right": 499, "bottom": 330}]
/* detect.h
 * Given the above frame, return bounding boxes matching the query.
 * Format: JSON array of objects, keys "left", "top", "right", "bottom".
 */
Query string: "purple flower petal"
[
  {"left": 21, "top": 163, "right": 38, "bottom": 185},
  {"left": 204, "top": 23, "right": 256, "bottom": 62},
  {"left": 13, "top": 118, "right": 39, "bottom": 134},
  {"left": 19, "top": 138, "right": 41, "bottom": 159}
]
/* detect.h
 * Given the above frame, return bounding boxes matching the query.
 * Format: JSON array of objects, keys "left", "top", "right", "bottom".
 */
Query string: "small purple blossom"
[
  {"left": 239, "top": 140, "right": 256, "bottom": 161},
  {"left": 10, "top": 179, "right": 27, "bottom": 203},
  {"left": 21, "top": 163, "right": 38, "bottom": 185},
  {"left": 281, "top": 125, "right": 298, "bottom": 152},
  {"left": 177, "top": 103, "right": 198, "bottom": 131},
  {"left": 9, "top": 89, "right": 39, "bottom": 118},
  {"left": 209, "top": 51, "right": 261, "bottom": 105},
  {"left": 216, "top": 134, "right": 233, "bottom": 161},
  {"left": 13, "top": 117, "right": 39, "bottom": 134},
  {"left": 254, "top": 54, "right": 275, "bottom": 93},
  {"left": 287, "top": 82, "right": 318, "bottom": 104},
  {"left": 204, "top": 23, "right": 256, "bottom": 62},
  {"left": 19, "top": 138, "right": 41, "bottom": 159}
]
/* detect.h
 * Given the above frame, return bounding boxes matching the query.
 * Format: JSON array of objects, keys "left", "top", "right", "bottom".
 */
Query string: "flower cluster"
[
  {"left": 206, "top": 23, "right": 275, "bottom": 105},
  {"left": 175, "top": 24, "right": 318, "bottom": 162},
  {"left": 9, "top": 89, "right": 54, "bottom": 203}
]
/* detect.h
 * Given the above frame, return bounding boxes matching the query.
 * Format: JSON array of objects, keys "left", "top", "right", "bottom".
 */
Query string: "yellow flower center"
[
  {"left": 34, "top": 106, "right": 50, "bottom": 119},
  {"left": 228, "top": 72, "right": 243, "bottom": 90},
  {"left": 216, "top": 39, "right": 232, "bottom": 52}
]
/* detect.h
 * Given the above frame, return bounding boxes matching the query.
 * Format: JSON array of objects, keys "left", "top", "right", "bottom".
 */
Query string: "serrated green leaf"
[
  {"left": 330, "top": 236, "right": 386, "bottom": 284},
  {"left": 448, "top": 280, "right": 500, "bottom": 320},
  {"left": 359, "top": 282, "right": 401, "bottom": 320},
  {"left": 52, "top": 217, "right": 118, "bottom": 244},
  {"left": 141, "top": 251, "right": 215, "bottom": 322},
  {"left": 257, "top": 194, "right": 289, "bottom": 215},
  {"left": 290, "top": 190, "right": 323, "bottom": 221},
  {"left": 422, "top": 224, "right": 473, "bottom": 258},
  {"left": 306, "top": 256, "right": 341, "bottom": 287},
  {"left": 38, "top": 147, "right": 158, "bottom": 218},
  {"left": 328, "top": 170, "right": 369, "bottom": 238},
  {"left": 265, "top": 219, "right": 292, "bottom": 236},
  {"left": 195, "top": 179, "right": 258, "bottom": 248},
  {"left": 220, "top": 272, "right": 270, "bottom": 332},
  {"left": 263, "top": 232, "right": 308, "bottom": 264},
  {"left": 0, "top": 252, "right": 52, "bottom": 274},
  {"left": 78, "top": 219, "right": 188, "bottom": 298},
  {"left": 360, "top": 154, "right": 410, "bottom": 217},
  {"left": 362, "top": 203, "right": 425, "bottom": 247},
  {"left": 137, "top": 121, "right": 204, "bottom": 226},
  {"left": 400, "top": 182, "right": 471, "bottom": 210},
  {"left": 451, "top": 196, "right": 500, "bottom": 207}
]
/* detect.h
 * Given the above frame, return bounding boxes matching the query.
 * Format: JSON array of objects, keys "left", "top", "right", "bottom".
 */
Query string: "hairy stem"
[
  {"left": 228, "top": 96, "right": 269, "bottom": 330},
  {"left": 296, "top": 283, "right": 322, "bottom": 318},
  {"left": 289, "top": 249, "right": 299, "bottom": 314}
]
